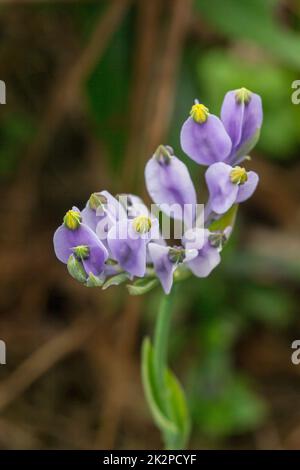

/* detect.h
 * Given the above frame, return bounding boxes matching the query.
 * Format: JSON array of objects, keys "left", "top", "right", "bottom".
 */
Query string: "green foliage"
[
  {"left": 191, "top": 374, "right": 266, "bottom": 438},
  {"left": 142, "top": 338, "right": 190, "bottom": 449},
  {"left": 102, "top": 272, "right": 129, "bottom": 290},
  {"left": 195, "top": 0, "right": 300, "bottom": 69}
]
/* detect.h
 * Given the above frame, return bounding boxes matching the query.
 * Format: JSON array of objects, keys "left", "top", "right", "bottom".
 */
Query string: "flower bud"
[{"left": 67, "top": 254, "right": 87, "bottom": 283}]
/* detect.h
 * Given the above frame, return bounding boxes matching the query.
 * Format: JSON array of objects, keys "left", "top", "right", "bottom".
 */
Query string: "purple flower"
[
  {"left": 221, "top": 88, "right": 263, "bottom": 163},
  {"left": 180, "top": 102, "right": 232, "bottom": 166},
  {"left": 183, "top": 228, "right": 221, "bottom": 278},
  {"left": 53, "top": 208, "right": 108, "bottom": 276},
  {"left": 180, "top": 89, "right": 262, "bottom": 167},
  {"left": 148, "top": 243, "right": 197, "bottom": 294},
  {"left": 145, "top": 145, "right": 197, "bottom": 225},
  {"left": 205, "top": 162, "right": 259, "bottom": 214},
  {"left": 107, "top": 215, "right": 159, "bottom": 278}
]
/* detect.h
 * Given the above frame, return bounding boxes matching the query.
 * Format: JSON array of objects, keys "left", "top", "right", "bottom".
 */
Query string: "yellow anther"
[
  {"left": 133, "top": 215, "right": 152, "bottom": 234},
  {"left": 230, "top": 166, "right": 248, "bottom": 185},
  {"left": 190, "top": 103, "right": 209, "bottom": 123},
  {"left": 63, "top": 210, "right": 81, "bottom": 230}
]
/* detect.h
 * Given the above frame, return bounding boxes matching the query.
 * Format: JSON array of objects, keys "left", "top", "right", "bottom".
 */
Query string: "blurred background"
[{"left": 1, "top": 0, "right": 300, "bottom": 450}]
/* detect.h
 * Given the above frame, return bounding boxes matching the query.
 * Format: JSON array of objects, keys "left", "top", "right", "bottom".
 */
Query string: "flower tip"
[
  {"left": 189, "top": 102, "right": 209, "bottom": 123},
  {"left": 154, "top": 144, "right": 173, "bottom": 164},
  {"left": 168, "top": 247, "right": 185, "bottom": 264},
  {"left": 230, "top": 166, "right": 248, "bottom": 185},
  {"left": 235, "top": 87, "right": 252, "bottom": 105},
  {"left": 63, "top": 209, "right": 81, "bottom": 230},
  {"left": 88, "top": 192, "right": 107, "bottom": 211}
]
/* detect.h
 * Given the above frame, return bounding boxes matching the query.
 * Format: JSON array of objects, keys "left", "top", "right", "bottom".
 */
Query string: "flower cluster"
[{"left": 53, "top": 87, "right": 262, "bottom": 295}]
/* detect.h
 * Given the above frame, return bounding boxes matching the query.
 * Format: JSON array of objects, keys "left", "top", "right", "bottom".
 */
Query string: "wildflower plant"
[{"left": 53, "top": 87, "right": 262, "bottom": 449}]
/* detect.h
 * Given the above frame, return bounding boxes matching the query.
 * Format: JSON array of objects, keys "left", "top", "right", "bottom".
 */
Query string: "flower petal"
[
  {"left": 53, "top": 223, "right": 108, "bottom": 275},
  {"left": 236, "top": 171, "right": 259, "bottom": 203},
  {"left": 145, "top": 151, "right": 197, "bottom": 224},
  {"left": 221, "top": 90, "right": 263, "bottom": 162},
  {"left": 180, "top": 115, "right": 232, "bottom": 165},
  {"left": 82, "top": 190, "right": 126, "bottom": 234},
  {"left": 187, "top": 243, "right": 221, "bottom": 278},
  {"left": 205, "top": 162, "right": 238, "bottom": 214},
  {"left": 148, "top": 243, "right": 175, "bottom": 294},
  {"left": 107, "top": 219, "right": 147, "bottom": 278}
]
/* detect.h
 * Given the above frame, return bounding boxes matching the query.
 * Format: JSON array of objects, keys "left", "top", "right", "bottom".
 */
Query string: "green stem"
[
  {"left": 141, "top": 286, "right": 190, "bottom": 450},
  {"left": 153, "top": 291, "right": 174, "bottom": 393}
]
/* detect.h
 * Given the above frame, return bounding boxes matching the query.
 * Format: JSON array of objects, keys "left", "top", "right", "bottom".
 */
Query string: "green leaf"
[
  {"left": 85, "top": 272, "right": 104, "bottom": 287},
  {"left": 102, "top": 272, "right": 129, "bottom": 290},
  {"left": 209, "top": 205, "right": 238, "bottom": 232},
  {"left": 195, "top": 0, "right": 300, "bottom": 70},
  {"left": 127, "top": 278, "right": 158, "bottom": 296},
  {"left": 164, "top": 369, "right": 191, "bottom": 448},
  {"left": 67, "top": 254, "right": 87, "bottom": 284},
  {"left": 141, "top": 338, "right": 179, "bottom": 436}
]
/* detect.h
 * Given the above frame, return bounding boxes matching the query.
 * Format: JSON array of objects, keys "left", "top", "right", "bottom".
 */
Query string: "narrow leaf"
[
  {"left": 102, "top": 272, "right": 129, "bottom": 290},
  {"left": 141, "top": 338, "right": 178, "bottom": 435},
  {"left": 209, "top": 204, "right": 238, "bottom": 232},
  {"left": 67, "top": 254, "right": 87, "bottom": 284},
  {"left": 85, "top": 272, "right": 104, "bottom": 287}
]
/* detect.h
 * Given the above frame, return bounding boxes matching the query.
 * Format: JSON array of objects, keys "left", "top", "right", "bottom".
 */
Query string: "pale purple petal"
[
  {"left": 220, "top": 91, "right": 244, "bottom": 148},
  {"left": 53, "top": 223, "right": 108, "bottom": 275},
  {"left": 107, "top": 220, "right": 147, "bottom": 277},
  {"left": 182, "top": 228, "right": 207, "bottom": 251},
  {"left": 180, "top": 115, "right": 232, "bottom": 165},
  {"left": 221, "top": 90, "right": 263, "bottom": 162},
  {"left": 82, "top": 190, "right": 126, "bottom": 233},
  {"left": 148, "top": 243, "right": 175, "bottom": 294},
  {"left": 187, "top": 244, "right": 221, "bottom": 278},
  {"left": 121, "top": 194, "right": 150, "bottom": 219},
  {"left": 236, "top": 171, "right": 259, "bottom": 203},
  {"left": 81, "top": 206, "right": 98, "bottom": 232},
  {"left": 145, "top": 152, "right": 196, "bottom": 224},
  {"left": 205, "top": 162, "right": 239, "bottom": 214},
  {"left": 82, "top": 244, "right": 108, "bottom": 276}
]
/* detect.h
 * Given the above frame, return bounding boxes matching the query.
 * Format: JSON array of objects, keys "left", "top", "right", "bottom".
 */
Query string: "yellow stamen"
[
  {"left": 63, "top": 210, "right": 81, "bottom": 230},
  {"left": 230, "top": 166, "right": 248, "bottom": 185},
  {"left": 133, "top": 215, "right": 152, "bottom": 234},
  {"left": 190, "top": 103, "right": 209, "bottom": 124}
]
